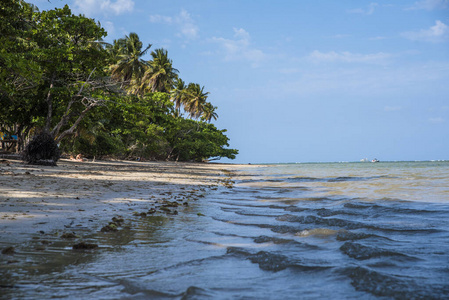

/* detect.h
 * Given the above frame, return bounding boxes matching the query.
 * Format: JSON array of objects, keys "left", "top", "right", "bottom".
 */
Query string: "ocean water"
[{"left": 2, "top": 161, "right": 449, "bottom": 299}]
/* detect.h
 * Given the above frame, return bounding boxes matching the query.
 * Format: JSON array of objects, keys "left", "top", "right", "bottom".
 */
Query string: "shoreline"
[{"left": 0, "top": 159, "right": 248, "bottom": 247}]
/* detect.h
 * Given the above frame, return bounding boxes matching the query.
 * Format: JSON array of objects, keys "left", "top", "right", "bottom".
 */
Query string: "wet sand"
[{"left": 0, "top": 159, "right": 241, "bottom": 245}]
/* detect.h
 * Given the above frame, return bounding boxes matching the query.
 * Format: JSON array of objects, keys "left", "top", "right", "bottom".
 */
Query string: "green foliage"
[
  {"left": 165, "top": 118, "right": 238, "bottom": 162},
  {"left": 0, "top": 1, "right": 238, "bottom": 162},
  {"left": 65, "top": 132, "right": 124, "bottom": 158}
]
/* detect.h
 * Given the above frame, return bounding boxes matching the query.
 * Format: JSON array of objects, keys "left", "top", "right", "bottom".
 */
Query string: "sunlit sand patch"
[{"left": 295, "top": 228, "right": 338, "bottom": 238}]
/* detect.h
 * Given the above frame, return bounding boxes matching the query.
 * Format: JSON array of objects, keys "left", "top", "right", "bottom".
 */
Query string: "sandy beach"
[{"left": 0, "top": 158, "right": 239, "bottom": 245}]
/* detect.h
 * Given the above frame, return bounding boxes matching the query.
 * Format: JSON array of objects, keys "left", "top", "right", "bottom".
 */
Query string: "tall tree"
[
  {"left": 170, "top": 78, "right": 187, "bottom": 113},
  {"left": 201, "top": 102, "right": 218, "bottom": 123},
  {"left": 108, "top": 33, "right": 151, "bottom": 91},
  {"left": 0, "top": 0, "right": 42, "bottom": 151},
  {"left": 1, "top": 3, "right": 111, "bottom": 148},
  {"left": 140, "top": 48, "right": 178, "bottom": 93},
  {"left": 32, "top": 5, "right": 109, "bottom": 143},
  {"left": 184, "top": 83, "right": 209, "bottom": 119}
]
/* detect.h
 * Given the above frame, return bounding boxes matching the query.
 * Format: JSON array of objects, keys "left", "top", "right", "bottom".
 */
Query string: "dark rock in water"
[
  {"left": 226, "top": 247, "right": 291, "bottom": 272},
  {"left": 249, "top": 251, "right": 291, "bottom": 272},
  {"left": 340, "top": 242, "right": 411, "bottom": 260},
  {"left": 60, "top": 232, "right": 77, "bottom": 239},
  {"left": 2, "top": 247, "right": 15, "bottom": 255},
  {"left": 346, "top": 266, "right": 449, "bottom": 299},
  {"left": 112, "top": 217, "right": 124, "bottom": 224},
  {"left": 101, "top": 223, "right": 118, "bottom": 232},
  {"left": 162, "top": 201, "right": 179, "bottom": 208},
  {"left": 336, "top": 230, "right": 373, "bottom": 241},
  {"left": 159, "top": 207, "right": 171, "bottom": 213},
  {"left": 253, "top": 235, "right": 292, "bottom": 244},
  {"left": 270, "top": 225, "right": 298, "bottom": 234},
  {"left": 72, "top": 242, "right": 98, "bottom": 250}
]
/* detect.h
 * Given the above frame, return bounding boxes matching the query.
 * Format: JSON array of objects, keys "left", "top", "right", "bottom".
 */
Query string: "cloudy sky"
[{"left": 29, "top": 0, "right": 449, "bottom": 163}]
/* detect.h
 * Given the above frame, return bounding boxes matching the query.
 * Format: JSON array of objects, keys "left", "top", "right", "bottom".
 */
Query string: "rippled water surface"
[{"left": 2, "top": 161, "right": 449, "bottom": 299}]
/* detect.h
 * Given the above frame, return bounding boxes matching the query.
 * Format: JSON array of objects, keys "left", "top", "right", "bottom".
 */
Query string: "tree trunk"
[
  {"left": 51, "top": 68, "right": 96, "bottom": 138},
  {"left": 55, "top": 101, "right": 99, "bottom": 144},
  {"left": 44, "top": 75, "right": 56, "bottom": 134}
]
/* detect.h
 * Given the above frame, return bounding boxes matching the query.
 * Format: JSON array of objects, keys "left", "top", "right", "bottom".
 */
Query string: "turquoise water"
[{"left": 1, "top": 161, "right": 449, "bottom": 299}]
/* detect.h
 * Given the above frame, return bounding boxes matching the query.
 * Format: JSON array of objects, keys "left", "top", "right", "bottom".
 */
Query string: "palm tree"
[
  {"left": 170, "top": 78, "right": 187, "bottom": 113},
  {"left": 201, "top": 102, "right": 218, "bottom": 123},
  {"left": 108, "top": 33, "right": 151, "bottom": 89},
  {"left": 184, "top": 83, "right": 209, "bottom": 119},
  {"left": 140, "top": 48, "right": 178, "bottom": 93}
]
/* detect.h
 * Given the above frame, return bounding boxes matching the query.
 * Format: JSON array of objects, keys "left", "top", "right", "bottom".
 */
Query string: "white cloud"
[
  {"left": 279, "top": 68, "right": 301, "bottom": 74},
  {"left": 149, "top": 15, "right": 173, "bottom": 23},
  {"left": 331, "top": 34, "right": 351, "bottom": 39},
  {"left": 348, "top": 3, "right": 379, "bottom": 15},
  {"left": 74, "top": 0, "right": 134, "bottom": 16},
  {"left": 407, "top": 0, "right": 449, "bottom": 10},
  {"left": 278, "top": 60, "right": 449, "bottom": 100},
  {"left": 211, "top": 28, "right": 265, "bottom": 67},
  {"left": 429, "top": 117, "right": 445, "bottom": 123},
  {"left": 102, "top": 20, "right": 115, "bottom": 36},
  {"left": 307, "top": 50, "right": 392, "bottom": 64},
  {"left": 384, "top": 106, "right": 402, "bottom": 112},
  {"left": 402, "top": 20, "right": 449, "bottom": 42},
  {"left": 369, "top": 36, "right": 387, "bottom": 40},
  {"left": 149, "top": 9, "right": 199, "bottom": 40},
  {"left": 177, "top": 10, "right": 199, "bottom": 39}
]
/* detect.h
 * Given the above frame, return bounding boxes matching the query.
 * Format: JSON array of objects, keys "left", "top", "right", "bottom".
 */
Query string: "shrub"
[{"left": 22, "top": 132, "right": 60, "bottom": 166}]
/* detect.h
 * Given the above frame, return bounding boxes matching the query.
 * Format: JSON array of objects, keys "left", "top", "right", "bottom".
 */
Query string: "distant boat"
[
  {"left": 371, "top": 158, "right": 379, "bottom": 163},
  {"left": 360, "top": 158, "right": 369, "bottom": 162}
]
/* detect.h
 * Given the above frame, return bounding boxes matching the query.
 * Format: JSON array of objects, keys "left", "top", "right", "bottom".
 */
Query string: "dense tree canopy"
[{"left": 0, "top": 0, "right": 238, "bottom": 162}]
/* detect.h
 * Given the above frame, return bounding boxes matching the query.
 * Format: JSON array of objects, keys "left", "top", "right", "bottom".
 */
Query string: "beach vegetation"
[
  {"left": 22, "top": 132, "right": 60, "bottom": 166},
  {"left": 0, "top": 0, "right": 237, "bottom": 162}
]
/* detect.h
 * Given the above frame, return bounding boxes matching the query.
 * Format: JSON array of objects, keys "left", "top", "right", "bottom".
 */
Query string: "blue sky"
[{"left": 30, "top": 0, "right": 449, "bottom": 163}]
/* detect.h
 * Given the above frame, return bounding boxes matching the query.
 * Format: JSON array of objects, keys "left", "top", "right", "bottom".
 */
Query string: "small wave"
[
  {"left": 316, "top": 208, "right": 359, "bottom": 217},
  {"left": 287, "top": 176, "right": 322, "bottom": 182},
  {"left": 339, "top": 242, "right": 418, "bottom": 261},
  {"left": 345, "top": 266, "right": 449, "bottom": 299},
  {"left": 336, "top": 230, "right": 375, "bottom": 241},
  {"left": 343, "top": 201, "right": 443, "bottom": 216},
  {"left": 328, "top": 175, "right": 391, "bottom": 182},
  {"left": 253, "top": 235, "right": 293, "bottom": 244},
  {"left": 284, "top": 206, "right": 308, "bottom": 212},
  {"left": 270, "top": 224, "right": 300, "bottom": 234},
  {"left": 253, "top": 235, "right": 321, "bottom": 250},
  {"left": 226, "top": 247, "right": 329, "bottom": 272},
  {"left": 275, "top": 213, "right": 441, "bottom": 234},
  {"left": 180, "top": 286, "right": 216, "bottom": 299},
  {"left": 120, "top": 280, "right": 214, "bottom": 299},
  {"left": 276, "top": 214, "right": 364, "bottom": 229}
]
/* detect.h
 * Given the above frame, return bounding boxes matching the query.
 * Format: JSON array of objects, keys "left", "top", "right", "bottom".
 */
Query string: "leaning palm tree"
[
  {"left": 201, "top": 102, "right": 218, "bottom": 123},
  {"left": 140, "top": 48, "right": 178, "bottom": 93},
  {"left": 170, "top": 78, "right": 187, "bottom": 113},
  {"left": 184, "top": 83, "right": 209, "bottom": 119},
  {"left": 108, "top": 33, "right": 151, "bottom": 90}
]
